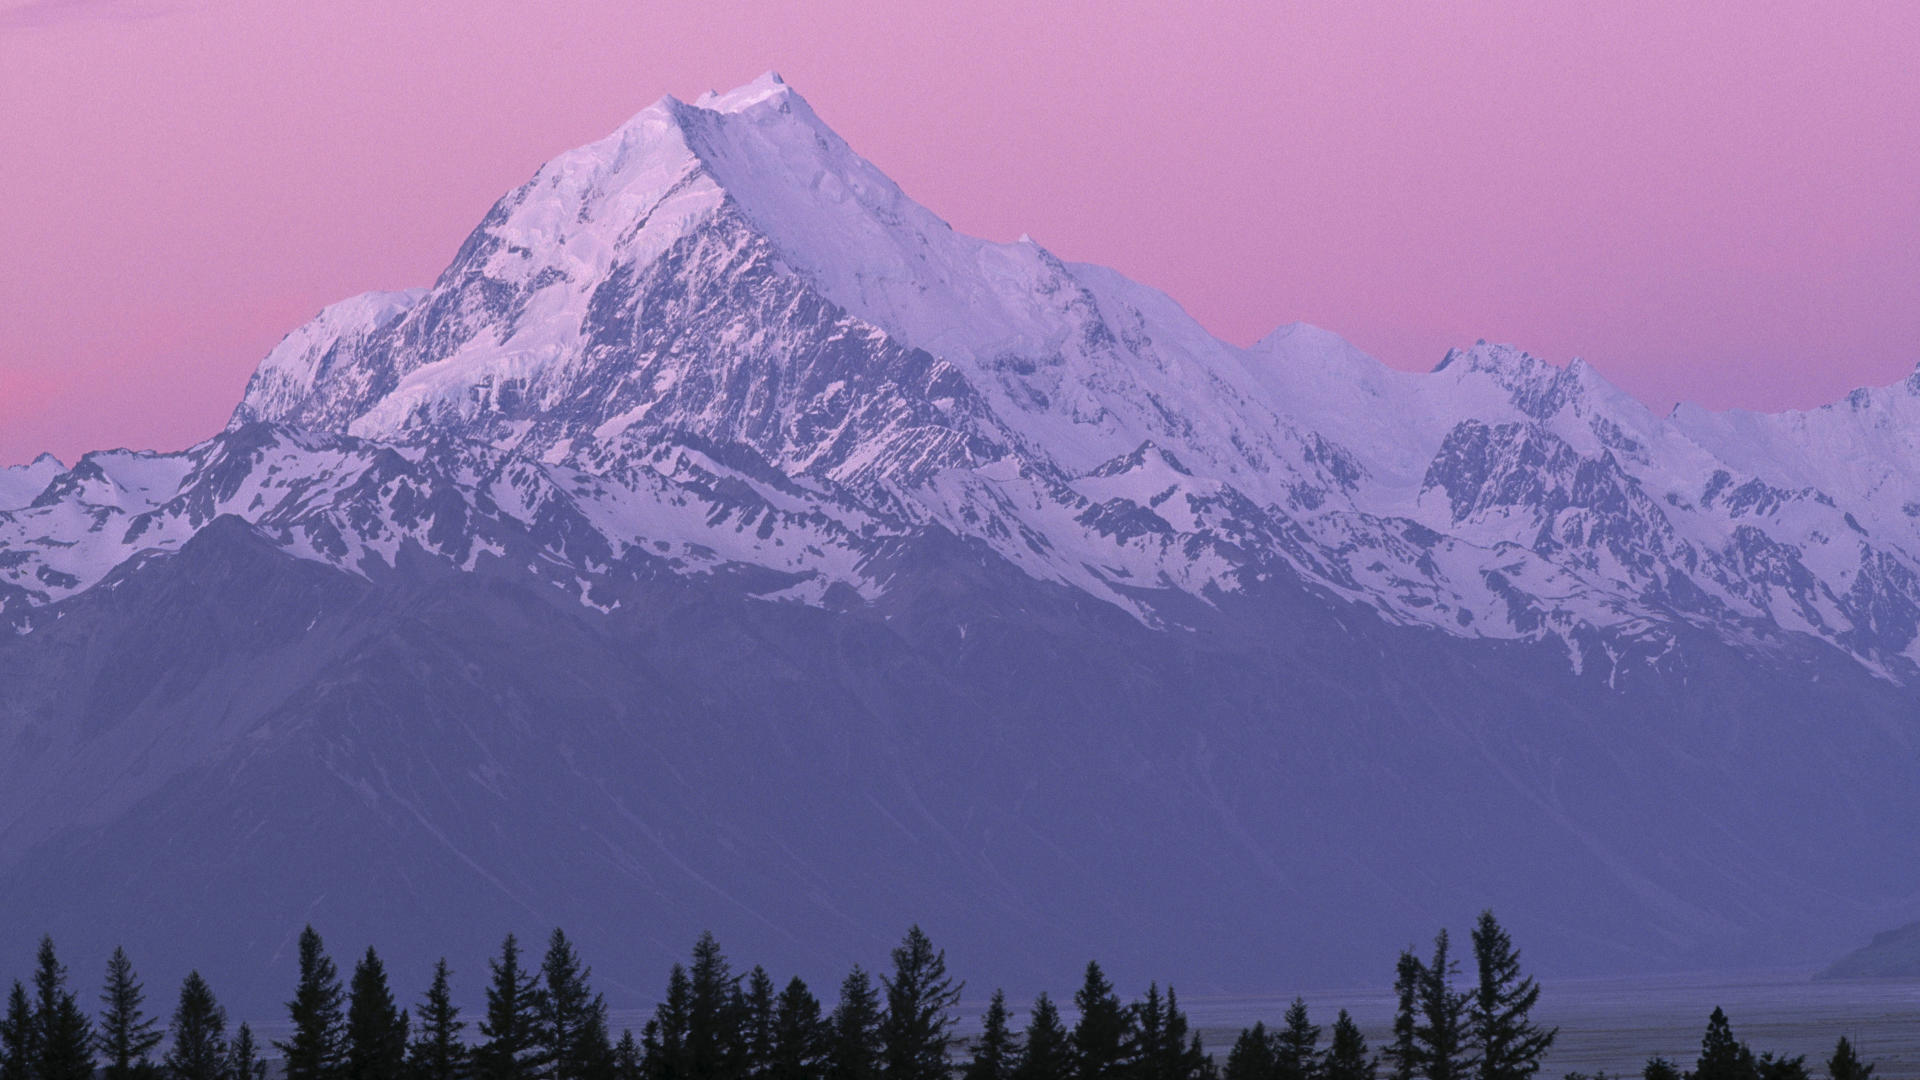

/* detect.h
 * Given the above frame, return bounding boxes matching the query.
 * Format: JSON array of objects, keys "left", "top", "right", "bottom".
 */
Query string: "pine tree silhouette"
[{"left": 96, "top": 948, "right": 161, "bottom": 1080}]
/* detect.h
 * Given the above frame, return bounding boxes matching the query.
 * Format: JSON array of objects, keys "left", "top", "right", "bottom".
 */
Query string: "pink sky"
[{"left": 2, "top": 1, "right": 1916, "bottom": 467}]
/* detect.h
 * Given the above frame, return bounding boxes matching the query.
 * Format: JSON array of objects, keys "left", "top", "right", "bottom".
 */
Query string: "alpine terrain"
[{"left": 4, "top": 74, "right": 1919, "bottom": 1009}]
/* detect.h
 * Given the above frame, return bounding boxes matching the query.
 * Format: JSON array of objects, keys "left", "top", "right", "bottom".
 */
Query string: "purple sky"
[{"left": 2, "top": 1, "right": 1916, "bottom": 467}]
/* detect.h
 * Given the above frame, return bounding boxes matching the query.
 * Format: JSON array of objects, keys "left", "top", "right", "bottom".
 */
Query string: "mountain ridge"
[{"left": 3, "top": 74, "right": 1919, "bottom": 1008}]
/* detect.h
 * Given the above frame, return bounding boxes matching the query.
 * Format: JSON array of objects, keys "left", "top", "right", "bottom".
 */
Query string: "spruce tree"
[
  {"left": 1012, "top": 995, "right": 1070, "bottom": 1080},
  {"left": 1641, "top": 1059, "right": 1679, "bottom": 1080},
  {"left": 768, "top": 979, "right": 827, "bottom": 1080},
  {"left": 349, "top": 947, "right": 411, "bottom": 1080},
  {"left": 278, "top": 926, "right": 348, "bottom": 1080},
  {"left": 742, "top": 969, "right": 776, "bottom": 1080},
  {"left": 823, "top": 967, "right": 881, "bottom": 1080},
  {"left": 1694, "top": 1008, "right": 1752, "bottom": 1080},
  {"left": 98, "top": 947, "right": 163, "bottom": 1080},
  {"left": 1322, "top": 1011, "right": 1372, "bottom": 1080},
  {"left": 1133, "top": 985, "right": 1207, "bottom": 1080},
  {"left": 1412, "top": 932, "right": 1470, "bottom": 1080},
  {"left": 613, "top": 1034, "right": 643, "bottom": 1080},
  {"left": 1467, "top": 914, "right": 1553, "bottom": 1080},
  {"left": 1070, "top": 962, "right": 1134, "bottom": 1080},
  {"left": 231, "top": 1024, "right": 269, "bottom": 1080},
  {"left": 880, "top": 927, "right": 963, "bottom": 1080},
  {"left": 1382, "top": 953, "right": 1421, "bottom": 1080},
  {"left": 1224, "top": 1024, "right": 1275, "bottom": 1080},
  {"left": 1134, "top": 985, "right": 1169, "bottom": 1080},
  {"left": 540, "top": 930, "right": 611, "bottom": 1080},
  {"left": 163, "top": 972, "right": 229, "bottom": 1080},
  {"left": 31, "top": 937, "right": 95, "bottom": 1080},
  {"left": 686, "top": 934, "right": 741, "bottom": 1080},
  {"left": 0, "top": 983, "right": 32, "bottom": 1080},
  {"left": 1826, "top": 1039, "right": 1872, "bottom": 1080},
  {"left": 1163, "top": 990, "right": 1210, "bottom": 1080},
  {"left": 1274, "top": 999, "right": 1320, "bottom": 1080},
  {"left": 476, "top": 935, "right": 545, "bottom": 1080},
  {"left": 644, "top": 966, "right": 693, "bottom": 1080},
  {"left": 410, "top": 959, "right": 470, "bottom": 1080},
  {"left": 963, "top": 990, "right": 1020, "bottom": 1080}
]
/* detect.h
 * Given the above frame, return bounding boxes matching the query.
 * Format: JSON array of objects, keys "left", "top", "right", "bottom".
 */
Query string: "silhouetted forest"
[{"left": 0, "top": 912, "right": 1878, "bottom": 1080}]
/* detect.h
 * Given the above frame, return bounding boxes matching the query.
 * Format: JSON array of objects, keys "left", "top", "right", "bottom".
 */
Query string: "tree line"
[
  {"left": 0, "top": 911, "right": 1873, "bottom": 1080},
  {"left": 1572, "top": 1005, "right": 1882, "bottom": 1080}
]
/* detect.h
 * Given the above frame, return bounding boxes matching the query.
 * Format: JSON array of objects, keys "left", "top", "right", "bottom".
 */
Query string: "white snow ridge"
[{"left": 10, "top": 72, "right": 1920, "bottom": 684}]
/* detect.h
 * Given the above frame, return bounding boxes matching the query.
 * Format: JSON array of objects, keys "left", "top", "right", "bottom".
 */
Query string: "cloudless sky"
[{"left": 1, "top": 0, "right": 1916, "bottom": 465}]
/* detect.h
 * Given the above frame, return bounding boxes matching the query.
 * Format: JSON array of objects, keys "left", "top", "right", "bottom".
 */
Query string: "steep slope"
[
  {"left": 4, "top": 510, "right": 1918, "bottom": 1013},
  {"left": 3, "top": 74, "right": 1920, "bottom": 1009},
  {"left": 209, "top": 72, "right": 1920, "bottom": 677},
  {"left": 1824, "top": 920, "right": 1920, "bottom": 979}
]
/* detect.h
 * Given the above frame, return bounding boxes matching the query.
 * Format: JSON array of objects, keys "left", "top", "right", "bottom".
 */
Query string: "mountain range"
[{"left": 3, "top": 73, "right": 1917, "bottom": 1010}]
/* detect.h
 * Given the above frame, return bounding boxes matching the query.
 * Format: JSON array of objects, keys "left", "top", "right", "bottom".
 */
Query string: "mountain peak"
[{"left": 693, "top": 70, "right": 795, "bottom": 114}]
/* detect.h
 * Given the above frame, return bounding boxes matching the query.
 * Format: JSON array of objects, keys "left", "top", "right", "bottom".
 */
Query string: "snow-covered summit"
[
  {"left": 0, "top": 453, "right": 65, "bottom": 512},
  {"left": 9, "top": 74, "right": 1911, "bottom": 681}
]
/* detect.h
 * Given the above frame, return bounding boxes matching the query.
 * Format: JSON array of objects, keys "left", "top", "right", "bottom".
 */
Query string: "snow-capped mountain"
[
  {"left": 3, "top": 74, "right": 1919, "bottom": 1009},
  {"left": 11, "top": 75, "right": 1920, "bottom": 684}
]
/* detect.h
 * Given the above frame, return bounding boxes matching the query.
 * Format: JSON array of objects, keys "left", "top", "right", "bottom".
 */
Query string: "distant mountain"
[
  {"left": 3, "top": 73, "right": 1919, "bottom": 1012},
  {"left": 1823, "top": 921, "right": 1920, "bottom": 980}
]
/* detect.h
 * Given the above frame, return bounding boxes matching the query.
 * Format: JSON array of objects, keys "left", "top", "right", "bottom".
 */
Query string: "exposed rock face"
[{"left": 4, "top": 73, "right": 1920, "bottom": 1010}]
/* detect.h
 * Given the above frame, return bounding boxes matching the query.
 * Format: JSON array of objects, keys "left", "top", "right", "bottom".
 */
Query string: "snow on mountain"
[
  {"left": 11, "top": 73, "right": 1920, "bottom": 683},
  {"left": 0, "top": 453, "right": 64, "bottom": 512},
  {"left": 12, "top": 73, "right": 1920, "bottom": 1006}
]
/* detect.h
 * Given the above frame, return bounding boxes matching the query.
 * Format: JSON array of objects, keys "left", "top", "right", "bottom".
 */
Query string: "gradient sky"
[{"left": 2, "top": 1, "right": 1917, "bottom": 466}]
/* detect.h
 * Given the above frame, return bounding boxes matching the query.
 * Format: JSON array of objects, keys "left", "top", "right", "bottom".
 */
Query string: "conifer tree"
[
  {"left": 1826, "top": 1039, "right": 1872, "bottom": 1080},
  {"left": 768, "top": 979, "right": 827, "bottom": 1080},
  {"left": 278, "top": 927, "right": 348, "bottom": 1080},
  {"left": 0, "top": 983, "right": 33, "bottom": 1080},
  {"left": 1382, "top": 953, "right": 1421, "bottom": 1080},
  {"left": 1012, "top": 995, "right": 1070, "bottom": 1080},
  {"left": 1070, "top": 962, "right": 1134, "bottom": 1080},
  {"left": 1322, "top": 1011, "right": 1372, "bottom": 1080},
  {"left": 580, "top": 1013, "right": 614, "bottom": 1080},
  {"left": 1412, "top": 932, "right": 1470, "bottom": 1080},
  {"left": 613, "top": 1034, "right": 643, "bottom": 1080},
  {"left": 1133, "top": 985, "right": 1207, "bottom": 1080},
  {"left": 1164, "top": 990, "right": 1211, "bottom": 1080},
  {"left": 1134, "top": 985, "right": 1169, "bottom": 1080},
  {"left": 409, "top": 960, "right": 470, "bottom": 1080},
  {"left": 644, "top": 966, "right": 693, "bottom": 1080},
  {"left": 98, "top": 948, "right": 163, "bottom": 1080},
  {"left": 963, "top": 990, "right": 1020, "bottom": 1080},
  {"left": 1693, "top": 1009, "right": 1752, "bottom": 1080},
  {"left": 163, "top": 972, "right": 229, "bottom": 1080},
  {"left": 1275, "top": 1000, "right": 1320, "bottom": 1080},
  {"left": 1467, "top": 914, "right": 1553, "bottom": 1080},
  {"left": 742, "top": 969, "right": 776, "bottom": 1080},
  {"left": 349, "top": 947, "right": 411, "bottom": 1080},
  {"left": 231, "top": 1024, "right": 269, "bottom": 1080},
  {"left": 540, "top": 930, "right": 611, "bottom": 1080},
  {"left": 1641, "top": 1059, "right": 1680, "bottom": 1080},
  {"left": 1224, "top": 1024, "right": 1275, "bottom": 1080},
  {"left": 1755, "top": 1054, "right": 1807, "bottom": 1080},
  {"left": 880, "top": 927, "right": 963, "bottom": 1080},
  {"left": 31, "top": 937, "right": 96, "bottom": 1080},
  {"left": 823, "top": 967, "right": 881, "bottom": 1080},
  {"left": 476, "top": 935, "right": 545, "bottom": 1080},
  {"left": 686, "top": 934, "right": 741, "bottom": 1080}
]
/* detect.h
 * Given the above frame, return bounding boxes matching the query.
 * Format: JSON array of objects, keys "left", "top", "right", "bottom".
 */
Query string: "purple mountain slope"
[{"left": 3, "top": 74, "right": 1919, "bottom": 1009}]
